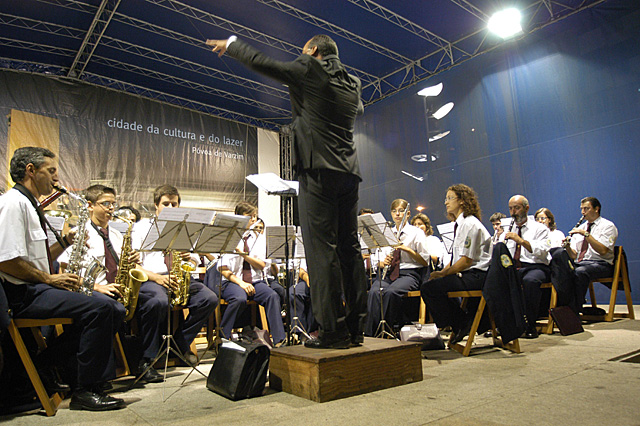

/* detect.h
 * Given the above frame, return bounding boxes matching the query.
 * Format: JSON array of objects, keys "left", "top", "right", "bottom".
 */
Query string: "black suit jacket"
[
  {"left": 227, "top": 40, "right": 363, "bottom": 177},
  {"left": 549, "top": 247, "right": 579, "bottom": 313},
  {"left": 483, "top": 243, "right": 527, "bottom": 344}
]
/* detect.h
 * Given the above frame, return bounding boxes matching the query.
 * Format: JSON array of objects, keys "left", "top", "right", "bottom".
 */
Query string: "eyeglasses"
[
  {"left": 391, "top": 209, "right": 406, "bottom": 214},
  {"left": 98, "top": 201, "right": 118, "bottom": 209},
  {"left": 536, "top": 216, "right": 549, "bottom": 222},
  {"left": 444, "top": 196, "right": 458, "bottom": 203}
]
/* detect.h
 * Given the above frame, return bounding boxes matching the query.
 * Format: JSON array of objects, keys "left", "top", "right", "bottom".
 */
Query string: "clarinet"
[
  {"left": 563, "top": 215, "right": 585, "bottom": 248},
  {"left": 381, "top": 204, "right": 410, "bottom": 280}
]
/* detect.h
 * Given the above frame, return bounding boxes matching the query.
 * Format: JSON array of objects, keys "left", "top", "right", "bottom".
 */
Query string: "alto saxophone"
[
  {"left": 169, "top": 250, "right": 195, "bottom": 307},
  {"left": 113, "top": 214, "right": 148, "bottom": 321},
  {"left": 65, "top": 191, "right": 105, "bottom": 296}
]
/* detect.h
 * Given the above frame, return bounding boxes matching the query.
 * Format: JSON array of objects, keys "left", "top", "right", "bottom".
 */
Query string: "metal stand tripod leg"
[
  {"left": 289, "top": 280, "right": 311, "bottom": 341},
  {"left": 374, "top": 280, "right": 397, "bottom": 339}
]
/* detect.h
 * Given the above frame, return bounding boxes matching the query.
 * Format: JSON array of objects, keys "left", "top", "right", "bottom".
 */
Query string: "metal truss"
[{"left": 67, "top": 0, "right": 121, "bottom": 79}]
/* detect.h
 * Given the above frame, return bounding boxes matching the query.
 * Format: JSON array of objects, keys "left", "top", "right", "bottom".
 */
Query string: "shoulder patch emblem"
[
  {"left": 609, "top": 236, "right": 615, "bottom": 244},
  {"left": 464, "top": 236, "right": 471, "bottom": 248},
  {"left": 500, "top": 254, "right": 512, "bottom": 268}
]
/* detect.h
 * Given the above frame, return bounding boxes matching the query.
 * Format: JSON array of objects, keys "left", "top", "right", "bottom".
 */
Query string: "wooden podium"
[{"left": 269, "top": 337, "right": 422, "bottom": 402}]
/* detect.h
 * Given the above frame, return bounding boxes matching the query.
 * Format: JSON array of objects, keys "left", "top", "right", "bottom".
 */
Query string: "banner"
[{"left": 0, "top": 71, "right": 258, "bottom": 213}]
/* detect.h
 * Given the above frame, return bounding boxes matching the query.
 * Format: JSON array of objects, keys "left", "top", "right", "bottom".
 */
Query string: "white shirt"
[
  {"left": 218, "top": 230, "right": 267, "bottom": 283},
  {"left": 132, "top": 218, "right": 199, "bottom": 274},
  {"left": 570, "top": 216, "right": 617, "bottom": 264},
  {"left": 425, "top": 235, "right": 446, "bottom": 266},
  {"left": 58, "top": 221, "right": 124, "bottom": 286},
  {"left": 451, "top": 213, "right": 492, "bottom": 272},
  {"left": 379, "top": 224, "right": 431, "bottom": 270},
  {"left": 0, "top": 189, "right": 49, "bottom": 284},
  {"left": 502, "top": 218, "right": 551, "bottom": 265},
  {"left": 548, "top": 229, "right": 565, "bottom": 248}
]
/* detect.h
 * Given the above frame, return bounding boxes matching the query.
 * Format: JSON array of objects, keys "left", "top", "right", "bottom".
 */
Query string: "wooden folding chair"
[
  {"left": 582, "top": 246, "right": 634, "bottom": 322},
  {"left": 446, "top": 290, "right": 521, "bottom": 357},
  {"left": 7, "top": 317, "right": 73, "bottom": 416},
  {"left": 213, "top": 299, "right": 269, "bottom": 347},
  {"left": 404, "top": 290, "right": 428, "bottom": 324},
  {"left": 536, "top": 282, "right": 558, "bottom": 334}
]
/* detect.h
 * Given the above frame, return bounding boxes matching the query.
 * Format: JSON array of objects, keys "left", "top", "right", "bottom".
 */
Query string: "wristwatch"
[{"left": 584, "top": 231, "right": 591, "bottom": 238}]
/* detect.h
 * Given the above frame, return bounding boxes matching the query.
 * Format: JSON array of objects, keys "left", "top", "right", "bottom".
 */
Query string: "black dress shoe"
[
  {"left": 524, "top": 327, "right": 539, "bottom": 339},
  {"left": 69, "top": 390, "right": 125, "bottom": 411},
  {"left": 449, "top": 318, "right": 474, "bottom": 346},
  {"left": 39, "top": 366, "right": 71, "bottom": 393},
  {"left": 138, "top": 360, "right": 163, "bottom": 383},
  {"left": 304, "top": 334, "right": 351, "bottom": 349},
  {"left": 100, "top": 382, "right": 113, "bottom": 392},
  {"left": 350, "top": 333, "right": 364, "bottom": 346}
]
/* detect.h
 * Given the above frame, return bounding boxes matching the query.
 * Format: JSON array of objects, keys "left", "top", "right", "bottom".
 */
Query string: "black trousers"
[
  {"left": 298, "top": 169, "right": 368, "bottom": 339},
  {"left": 574, "top": 260, "right": 613, "bottom": 307},
  {"left": 2, "top": 281, "right": 123, "bottom": 387},
  {"left": 518, "top": 262, "right": 551, "bottom": 329},
  {"left": 420, "top": 269, "right": 487, "bottom": 330}
]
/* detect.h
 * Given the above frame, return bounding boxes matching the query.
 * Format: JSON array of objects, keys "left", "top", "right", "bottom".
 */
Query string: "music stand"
[
  {"left": 131, "top": 213, "right": 210, "bottom": 399},
  {"left": 358, "top": 213, "right": 399, "bottom": 339},
  {"left": 436, "top": 222, "right": 456, "bottom": 265},
  {"left": 266, "top": 226, "right": 310, "bottom": 342}
]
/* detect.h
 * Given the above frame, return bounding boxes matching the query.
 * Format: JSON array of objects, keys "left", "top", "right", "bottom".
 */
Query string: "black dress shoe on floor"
[
  {"left": 350, "top": 333, "right": 364, "bottom": 346},
  {"left": 524, "top": 328, "right": 539, "bottom": 339},
  {"left": 39, "top": 366, "right": 70, "bottom": 393},
  {"left": 138, "top": 360, "right": 163, "bottom": 383},
  {"left": 449, "top": 318, "right": 474, "bottom": 346},
  {"left": 69, "top": 390, "right": 125, "bottom": 411},
  {"left": 304, "top": 334, "right": 351, "bottom": 349}
]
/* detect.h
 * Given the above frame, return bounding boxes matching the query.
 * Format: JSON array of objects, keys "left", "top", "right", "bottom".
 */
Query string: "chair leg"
[
  {"left": 623, "top": 266, "right": 635, "bottom": 320},
  {"left": 589, "top": 283, "right": 597, "bottom": 308},
  {"left": 606, "top": 277, "right": 619, "bottom": 322},
  {"left": 450, "top": 297, "right": 484, "bottom": 357},
  {"left": 7, "top": 321, "right": 62, "bottom": 416},
  {"left": 418, "top": 298, "right": 427, "bottom": 324},
  {"left": 258, "top": 305, "right": 269, "bottom": 333},
  {"left": 545, "top": 287, "right": 558, "bottom": 335},
  {"left": 114, "top": 332, "right": 130, "bottom": 377}
]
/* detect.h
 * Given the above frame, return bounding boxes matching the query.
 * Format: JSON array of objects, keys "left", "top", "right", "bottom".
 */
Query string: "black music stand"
[
  {"left": 358, "top": 213, "right": 398, "bottom": 339},
  {"left": 266, "top": 226, "right": 309, "bottom": 343},
  {"left": 179, "top": 215, "right": 248, "bottom": 383},
  {"left": 131, "top": 214, "right": 208, "bottom": 399}
]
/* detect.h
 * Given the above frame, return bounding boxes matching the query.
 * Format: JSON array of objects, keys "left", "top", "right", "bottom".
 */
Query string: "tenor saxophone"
[
  {"left": 169, "top": 250, "right": 195, "bottom": 307},
  {"left": 113, "top": 214, "right": 148, "bottom": 321}
]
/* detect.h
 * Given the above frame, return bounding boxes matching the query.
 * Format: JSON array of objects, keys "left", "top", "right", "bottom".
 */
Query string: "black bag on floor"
[{"left": 206, "top": 339, "right": 270, "bottom": 400}]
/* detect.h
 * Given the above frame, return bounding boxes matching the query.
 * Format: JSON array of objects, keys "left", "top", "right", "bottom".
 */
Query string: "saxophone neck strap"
[{"left": 90, "top": 221, "right": 120, "bottom": 264}]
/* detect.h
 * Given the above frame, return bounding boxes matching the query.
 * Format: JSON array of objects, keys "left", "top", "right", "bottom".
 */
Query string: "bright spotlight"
[
  {"left": 488, "top": 8, "right": 522, "bottom": 39},
  {"left": 432, "top": 102, "right": 454, "bottom": 120},
  {"left": 429, "top": 130, "right": 451, "bottom": 142},
  {"left": 417, "top": 82, "right": 443, "bottom": 97}
]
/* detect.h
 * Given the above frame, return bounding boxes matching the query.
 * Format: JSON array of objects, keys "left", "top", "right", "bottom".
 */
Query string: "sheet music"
[
  {"left": 141, "top": 208, "right": 215, "bottom": 252},
  {"left": 265, "top": 225, "right": 297, "bottom": 259},
  {"left": 436, "top": 222, "right": 456, "bottom": 253},
  {"left": 500, "top": 217, "right": 513, "bottom": 230},
  {"left": 213, "top": 213, "right": 251, "bottom": 229},
  {"left": 294, "top": 228, "right": 305, "bottom": 258},
  {"left": 246, "top": 173, "right": 299, "bottom": 196},
  {"left": 109, "top": 220, "right": 129, "bottom": 235},
  {"left": 46, "top": 216, "right": 65, "bottom": 247},
  {"left": 358, "top": 212, "right": 397, "bottom": 250},
  {"left": 158, "top": 207, "right": 215, "bottom": 224},
  {"left": 194, "top": 225, "right": 244, "bottom": 253}
]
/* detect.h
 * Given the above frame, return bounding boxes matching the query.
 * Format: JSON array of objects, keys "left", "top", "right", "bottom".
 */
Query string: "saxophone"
[
  {"left": 65, "top": 191, "right": 106, "bottom": 296},
  {"left": 169, "top": 250, "right": 195, "bottom": 307},
  {"left": 113, "top": 214, "right": 148, "bottom": 321}
]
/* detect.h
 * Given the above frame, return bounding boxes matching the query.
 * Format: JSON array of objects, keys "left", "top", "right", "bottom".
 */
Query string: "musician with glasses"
[
  {"left": 534, "top": 208, "right": 565, "bottom": 248},
  {"left": 563, "top": 197, "right": 618, "bottom": 311},
  {"left": 0, "top": 147, "right": 125, "bottom": 411},
  {"left": 500, "top": 195, "right": 551, "bottom": 339},
  {"left": 420, "top": 184, "right": 491, "bottom": 346},
  {"left": 365, "top": 199, "right": 430, "bottom": 336},
  {"left": 132, "top": 184, "right": 217, "bottom": 380}
]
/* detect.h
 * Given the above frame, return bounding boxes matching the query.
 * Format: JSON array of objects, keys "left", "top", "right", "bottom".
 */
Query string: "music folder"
[
  {"left": 246, "top": 173, "right": 299, "bottom": 196},
  {"left": 194, "top": 213, "right": 251, "bottom": 254},
  {"left": 358, "top": 212, "right": 397, "bottom": 252}
]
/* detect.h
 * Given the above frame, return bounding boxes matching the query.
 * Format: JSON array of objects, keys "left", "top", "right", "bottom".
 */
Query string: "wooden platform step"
[{"left": 269, "top": 337, "right": 422, "bottom": 402}]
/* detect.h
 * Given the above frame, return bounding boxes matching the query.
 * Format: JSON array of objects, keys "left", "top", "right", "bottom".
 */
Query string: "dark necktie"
[
  {"left": 37, "top": 206, "right": 54, "bottom": 274},
  {"left": 577, "top": 222, "right": 593, "bottom": 262},
  {"left": 389, "top": 249, "right": 401, "bottom": 281},
  {"left": 100, "top": 228, "right": 118, "bottom": 283},
  {"left": 242, "top": 235, "right": 252, "bottom": 283},
  {"left": 513, "top": 225, "right": 523, "bottom": 269}
]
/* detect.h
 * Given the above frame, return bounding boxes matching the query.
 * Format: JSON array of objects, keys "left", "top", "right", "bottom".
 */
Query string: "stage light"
[
  {"left": 411, "top": 154, "right": 437, "bottom": 163},
  {"left": 416, "top": 206, "right": 425, "bottom": 212},
  {"left": 432, "top": 102, "right": 454, "bottom": 120},
  {"left": 488, "top": 8, "right": 522, "bottom": 39},
  {"left": 429, "top": 130, "right": 451, "bottom": 142},
  {"left": 417, "top": 82, "right": 443, "bottom": 97},
  {"left": 401, "top": 170, "right": 424, "bottom": 181}
]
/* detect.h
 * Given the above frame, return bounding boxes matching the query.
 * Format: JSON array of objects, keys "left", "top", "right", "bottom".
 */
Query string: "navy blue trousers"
[
  {"left": 365, "top": 268, "right": 422, "bottom": 336},
  {"left": 574, "top": 260, "right": 613, "bottom": 307},
  {"left": 218, "top": 279, "right": 285, "bottom": 344},
  {"left": 136, "top": 279, "right": 218, "bottom": 359},
  {"left": 2, "top": 281, "right": 123, "bottom": 387},
  {"left": 518, "top": 262, "right": 551, "bottom": 328}
]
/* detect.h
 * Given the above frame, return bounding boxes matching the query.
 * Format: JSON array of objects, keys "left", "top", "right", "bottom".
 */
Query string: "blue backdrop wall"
[{"left": 355, "top": 3, "right": 640, "bottom": 303}]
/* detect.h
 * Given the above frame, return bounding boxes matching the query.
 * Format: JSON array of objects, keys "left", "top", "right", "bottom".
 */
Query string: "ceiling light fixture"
[
  {"left": 417, "top": 82, "right": 443, "bottom": 97},
  {"left": 488, "top": 8, "right": 522, "bottom": 39}
]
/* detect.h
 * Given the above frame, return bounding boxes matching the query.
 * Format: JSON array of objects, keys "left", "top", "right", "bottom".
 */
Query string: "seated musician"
[
  {"left": 490, "top": 212, "right": 507, "bottom": 243},
  {"left": 132, "top": 185, "right": 218, "bottom": 379},
  {"left": 563, "top": 197, "right": 618, "bottom": 311},
  {"left": 364, "top": 199, "right": 430, "bottom": 336},
  {"left": 410, "top": 212, "right": 446, "bottom": 270},
  {"left": 217, "top": 202, "right": 286, "bottom": 346},
  {"left": 420, "top": 184, "right": 491, "bottom": 345},
  {"left": 0, "top": 147, "right": 125, "bottom": 411},
  {"left": 358, "top": 208, "right": 379, "bottom": 288},
  {"left": 534, "top": 207, "right": 565, "bottom": 248},
  {"left": 500, "top": 195, "right": 551, "bottom": 339}
]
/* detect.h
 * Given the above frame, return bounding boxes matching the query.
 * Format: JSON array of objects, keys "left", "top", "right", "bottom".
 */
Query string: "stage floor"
[{"left": 3, "top": 306, "right": 640, "bottom": 426}]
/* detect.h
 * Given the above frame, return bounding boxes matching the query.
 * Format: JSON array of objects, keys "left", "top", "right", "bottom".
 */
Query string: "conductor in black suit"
[{"left": 207, "top": 34, "right": 367, "bottom": 348}]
